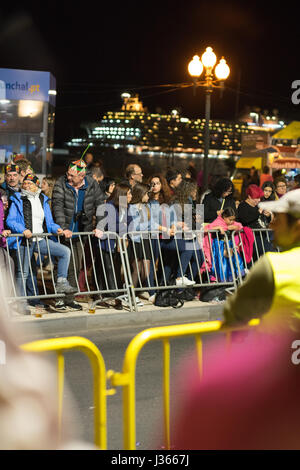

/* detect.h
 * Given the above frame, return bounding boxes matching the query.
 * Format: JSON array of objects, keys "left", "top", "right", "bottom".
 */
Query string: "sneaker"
[
  {"left": 55, "top": 300, "right": 69, "bottom": 312},
  {"left": 65, "top": 300, "right": 83, "bottom": 311},
  {"left": 149, "top": 294, "right": 156, "bottom": 304},
  {"left": 56, "top": 279, "right": 77, "bottom": 295},
  {"left": 117, "top": 294, "right": 131, "bottom": 308},
  {"left": 135, "top": 296, "right": 144, "bottom": 306},
  {"left": 176, "top": 276, "right": 196, "bottom": 286}
]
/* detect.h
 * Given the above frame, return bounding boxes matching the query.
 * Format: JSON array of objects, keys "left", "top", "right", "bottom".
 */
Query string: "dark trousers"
[{"left": 93, "top": 239, "right": 122, "bottom": 296}]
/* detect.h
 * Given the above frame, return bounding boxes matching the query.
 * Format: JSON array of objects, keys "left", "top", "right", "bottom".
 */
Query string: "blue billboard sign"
[{"left": 0, "top": 68, "right": 56, "bottom": 104}]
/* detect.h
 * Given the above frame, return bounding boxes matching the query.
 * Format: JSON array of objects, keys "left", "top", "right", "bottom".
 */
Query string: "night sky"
[{"left": 0, "top": 0, "right": 299, "bottom": 146}]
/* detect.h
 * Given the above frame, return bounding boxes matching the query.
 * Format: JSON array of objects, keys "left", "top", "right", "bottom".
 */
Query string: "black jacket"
[
  {"left": 203, "top": 192, "right": 236, "bottom": 223},
  {"left": 51, "top": 175, "right": 105, "bottom": 232}
]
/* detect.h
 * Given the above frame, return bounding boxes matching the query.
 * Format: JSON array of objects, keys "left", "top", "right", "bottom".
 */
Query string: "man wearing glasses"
[{"left": 124, "top": 164, "right": 143, "bottom": 188}]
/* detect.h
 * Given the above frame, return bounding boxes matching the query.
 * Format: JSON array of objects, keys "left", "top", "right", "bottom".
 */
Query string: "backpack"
[
  {"left": 176, "top": 288, "right": 195, "bottom": 302},
  {"left": 200, "top": 286, "right": 227, "bottom": 302},
  {"left": 154, "top": 288, "right": 184, "bottom": 308}
]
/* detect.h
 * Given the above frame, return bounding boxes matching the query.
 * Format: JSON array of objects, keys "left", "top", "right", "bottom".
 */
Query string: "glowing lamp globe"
[
  {"left": 188, "top": 55, "right": 203, "bottom": 77},
  {"left": 201, "top": 47, "right": 217, "bottom": 69},
  {"left": 215, "top": 58, "right": 230, "bottom": 80}
]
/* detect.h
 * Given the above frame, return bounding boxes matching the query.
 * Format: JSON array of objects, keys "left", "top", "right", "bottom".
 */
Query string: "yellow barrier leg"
[
  {"left": 57, "top": 351, "right": 65, "bottom": 442},
  {"left": 195, "top": 335, "right": 203, "bottom": 379},
  {"left": 163, "top": 339, "right": 171, "bottom": 450}
]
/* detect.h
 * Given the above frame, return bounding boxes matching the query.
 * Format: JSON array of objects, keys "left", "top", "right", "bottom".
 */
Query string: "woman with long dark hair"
[
  {"left": 127, "top": 183, "right": 152, "bottom": 306},
  {"left": 261, "top": 181, "right": 276, "bottom": 202},
  {"left": 94, "top": 183, "right": 133, "bottom": 308},
  {"left": 203, "top": 178, "right": 236, "bottom": 223}
]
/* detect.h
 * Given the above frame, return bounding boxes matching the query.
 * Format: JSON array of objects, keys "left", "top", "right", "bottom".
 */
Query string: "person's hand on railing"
[
  {"left": 93, "top": 229, "right": 104, "bottom": 239},
  {"left": 1, "top": 229, "right": 11, "bottom": 238},
  {"left": 62, "top": 229, "right": 73, "bottom": 239},
  {"left": 169, "top": 226, "right": 176, "bottom": 237},
  {"left": 23, "top": 229, "right": 32, "bottom": 239},
  {"left": 56, "top": 228, "right": 64, "bottom": 236},
  {"left": 212, "top": 226, "right": 226, "bottom": 235},
  {"left": 263, "top": 210, "right": 271, "bottom": 217}
]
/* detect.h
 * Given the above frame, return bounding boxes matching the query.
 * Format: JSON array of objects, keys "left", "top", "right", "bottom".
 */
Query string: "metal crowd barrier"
[
  {"left": 21, "top": 319, "right": 260, "bottom": 450},
  {"left": 21, "top": 336, "right": 114, "bottom": 450},
  {"left": 229, "top": 228, "right": 279, "bottom": 284},
  {"left": 4, "top": 231, "right": 133, "bottom": 311},
  {"left": 122, "top": 229, "right": 241, "bottom": 310},
  {"left": 3, "top": 228, "right": 277, "bottom": 312},
  {"left": 108, "top": 318, "right": 260, "bottom": 449}
]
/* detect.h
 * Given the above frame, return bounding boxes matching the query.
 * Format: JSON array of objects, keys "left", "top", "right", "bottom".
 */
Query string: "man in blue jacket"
[{"left": 6, "top": 174, "right": 76, "bottom": 314}]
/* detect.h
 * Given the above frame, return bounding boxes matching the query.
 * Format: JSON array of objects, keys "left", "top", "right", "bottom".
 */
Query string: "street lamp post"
[{"left": 188, "top": 47, "right": 230, "bottom": 192}]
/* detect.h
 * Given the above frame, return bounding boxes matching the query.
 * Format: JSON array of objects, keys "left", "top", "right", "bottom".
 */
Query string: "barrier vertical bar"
[
  {"left": 195, "top": 334, "right": 203, "bottom": 379},
  {"left": 163, "top": 339, "right": 171, "bottom": 450},
  {"left": 57, "top": 351, "right": 65, "bottom": 441}
]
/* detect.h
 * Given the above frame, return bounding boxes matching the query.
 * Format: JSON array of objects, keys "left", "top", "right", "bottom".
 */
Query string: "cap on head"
[
  {"left": 259, "top": 189, "right": 300, "bottom": 218},
  {"left": 5, "top": 163, "right": 19, "bottom": 174},
  {"left": 23, "top": 173, "right": 40, "bottom": 187}
]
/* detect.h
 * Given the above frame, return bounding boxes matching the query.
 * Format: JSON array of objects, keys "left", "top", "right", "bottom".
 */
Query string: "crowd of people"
[{"left": 1, "top": 153, "right": 299, "bottom": 314}]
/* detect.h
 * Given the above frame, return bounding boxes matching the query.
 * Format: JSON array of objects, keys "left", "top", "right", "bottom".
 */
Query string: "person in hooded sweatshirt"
[{"left": 6, "top": 174, "right": 76, "bottom": 314}]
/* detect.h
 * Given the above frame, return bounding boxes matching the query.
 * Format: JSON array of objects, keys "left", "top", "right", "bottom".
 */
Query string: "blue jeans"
[
  {"left": 160, "top": 237, "right": 194, "bottom": 282},
  {"left": 16, "top": 239, "right": 71, "bottom": 297}
]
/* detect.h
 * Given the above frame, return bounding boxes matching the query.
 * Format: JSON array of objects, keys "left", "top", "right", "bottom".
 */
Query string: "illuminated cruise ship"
[{"left": 66, "top": 94, "right": 285, "bottom": 160}]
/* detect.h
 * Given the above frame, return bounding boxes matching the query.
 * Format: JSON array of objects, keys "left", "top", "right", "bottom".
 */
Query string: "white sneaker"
[
  {"left": 176, "top": 276, "right": 196, "bottom": 286},
  {"left": 135, "top": 297, "right": 144, "bottom": 306},
  {"left": 149, "top": 294, "right": 156, "bottom": 303},
  {"left": 117, "top": 294, "right": 131, "bottom": 307}
]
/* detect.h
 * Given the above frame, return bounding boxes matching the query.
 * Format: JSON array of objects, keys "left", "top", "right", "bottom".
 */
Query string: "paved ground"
[{"left": 10, "top": 294, "right": 225, "bottom": 337}]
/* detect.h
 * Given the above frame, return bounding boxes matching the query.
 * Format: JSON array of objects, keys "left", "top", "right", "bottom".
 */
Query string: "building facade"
[{"left": 0, "top": 68, "right": 56, "bottom": 176}]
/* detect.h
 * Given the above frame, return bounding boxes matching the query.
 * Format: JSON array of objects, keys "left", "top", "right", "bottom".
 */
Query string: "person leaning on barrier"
[
  {"left": 147, "top": 174, "right": 173, "bottom": 303},
  {"left": 94, "top": 183, "right": 133, "bottom": 308},
  {"left": 51, "top": 158, "right": 104, "bottom": 311},
  {"left": 0, "top": 192, "right": 14, "bottom": 288},
  {"left": 223, "top": 189, "right": 300, "bottom": 332},
  {"left": 202, "top": 178, "right": 236, "bottom": 223},
  {"left": 127, "top": 183, "right": 152, "bottom": 307},
  {"left": 6, "top": 174, "right": 76, "bottom": 315},
  {"left": 237, "top": 184, "right": 275, "bottom": 261}
]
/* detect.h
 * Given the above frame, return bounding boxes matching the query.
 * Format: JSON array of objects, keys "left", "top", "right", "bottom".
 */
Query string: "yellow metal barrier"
[
  {"left": 20, "top": 320, "right": 260, "bottom": 450},
  {"left": 21, "top": 336, "right": 111, "bottom": 450},
  {"left": 109, "top": 319, "right": 260, "bottom": 450}
]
